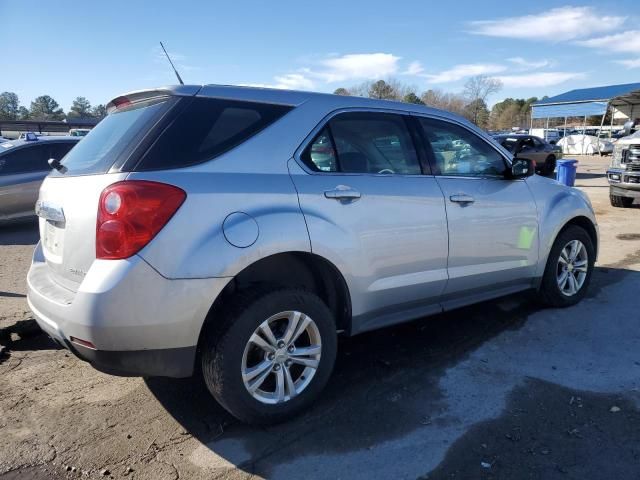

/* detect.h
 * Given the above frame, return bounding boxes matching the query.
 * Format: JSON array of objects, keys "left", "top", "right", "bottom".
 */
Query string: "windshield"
[{"left": 54, "top": 97, "right": 170, "bottom": 176}]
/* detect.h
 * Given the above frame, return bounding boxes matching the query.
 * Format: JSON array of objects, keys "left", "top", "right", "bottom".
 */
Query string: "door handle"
[
  {"left": 449, "top": 194, "right": 475, "bottom": 204},
  {"left": 324, "top": 187, "right": 361, "bottom": 200}
]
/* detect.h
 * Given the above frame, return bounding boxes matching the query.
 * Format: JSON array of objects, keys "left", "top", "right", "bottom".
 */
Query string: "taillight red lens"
[{"left": 96, "top": 181, "right": 186, "bottom": 260}]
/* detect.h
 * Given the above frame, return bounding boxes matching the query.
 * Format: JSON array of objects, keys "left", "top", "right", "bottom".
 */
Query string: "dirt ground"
[{"left": 2, "top": 155, "right": 640, "bottom": 479}]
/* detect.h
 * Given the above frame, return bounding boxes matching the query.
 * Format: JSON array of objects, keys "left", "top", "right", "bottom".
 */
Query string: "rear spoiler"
[{"left": 106, "top": 85, "right": 202, "bottom": 114}]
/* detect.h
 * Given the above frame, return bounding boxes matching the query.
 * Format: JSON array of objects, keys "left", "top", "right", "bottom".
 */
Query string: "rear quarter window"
[{"left": 135, "top": 97, "right": 292, "bottom": 171}]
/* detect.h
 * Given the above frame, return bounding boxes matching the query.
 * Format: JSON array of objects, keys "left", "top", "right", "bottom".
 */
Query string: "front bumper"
[
  {"left": 27, "top": 242, "right": 230, "bottom": 377},
  {"left": 607, "top": 169, "right": 640, "bottom": 197}
]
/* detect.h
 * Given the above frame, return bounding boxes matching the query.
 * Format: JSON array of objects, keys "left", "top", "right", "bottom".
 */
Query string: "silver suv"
[{"left": 27, "top": 85, "right": 598, "bottom": 424}]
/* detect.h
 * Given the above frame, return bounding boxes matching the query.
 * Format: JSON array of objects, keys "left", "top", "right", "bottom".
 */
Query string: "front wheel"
[
  {"left": 201, "top": 288, "right": 337, "bottom": 424},
  {"left": 537, "top": 225, "right": 595, "bottom": 308}
]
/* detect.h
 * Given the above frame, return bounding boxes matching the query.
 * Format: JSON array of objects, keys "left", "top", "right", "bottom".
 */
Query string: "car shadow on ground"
[
  {"left": 145, "top": 265, "right": 635, "bottom": 478},
  {"left": 0, "top": 217, "right": 39, "bottom": 246},
  {"left": 575, "top": 172, "right": 606, "bottom": 180}
]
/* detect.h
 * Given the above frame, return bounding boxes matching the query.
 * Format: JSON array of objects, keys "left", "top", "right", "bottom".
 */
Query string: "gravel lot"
[{"left": 2, "top": 155, "right": 640, "bottom": 479}]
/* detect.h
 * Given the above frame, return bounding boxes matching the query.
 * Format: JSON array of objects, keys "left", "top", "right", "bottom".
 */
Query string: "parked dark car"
[
  {"left": 493, "top": 134, "right": 563, "bottom": 176},
  {"left": 0, "top": 135, "right": 80, "bottom": 221}
]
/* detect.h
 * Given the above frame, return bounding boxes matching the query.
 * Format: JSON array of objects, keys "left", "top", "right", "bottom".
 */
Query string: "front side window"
[
  {"left": 419, "top": 118, "right": 506, "bottom": 177},
  {"left": 302, "top": 112, "right": 421, "bottom": 175}
]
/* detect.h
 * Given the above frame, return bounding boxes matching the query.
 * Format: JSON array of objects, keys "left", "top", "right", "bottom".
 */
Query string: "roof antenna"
[{"left": 159, "top": 41, "right": 184, "bottom": 85}]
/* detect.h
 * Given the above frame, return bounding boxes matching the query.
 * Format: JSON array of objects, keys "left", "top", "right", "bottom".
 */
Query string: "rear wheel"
[
  {"left": 542, "top": 155, "right": 556, "bottom": 177},
  {"left": 610, "top": 195, "right": 634, "bottom": 208},
  {"left": 201, "top": 288, "right": 337, "bottom": 424},
  {"left": 538, "top": 225, "right": 595, "bottom": 308}
]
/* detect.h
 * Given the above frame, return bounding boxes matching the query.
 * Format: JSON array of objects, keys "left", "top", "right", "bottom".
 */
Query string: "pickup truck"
[{"left": 607, "top": 120, "right": 640, "bottom": 207}]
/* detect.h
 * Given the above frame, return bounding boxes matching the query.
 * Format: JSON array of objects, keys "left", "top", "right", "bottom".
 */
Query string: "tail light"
[{"left": 96, "top": 180, "right": 186, "bottom": 260}]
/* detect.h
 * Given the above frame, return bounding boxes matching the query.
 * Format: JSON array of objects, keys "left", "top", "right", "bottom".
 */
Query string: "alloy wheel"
[
  {"left": 556, "top": 239, "right": 589, "bottom": 296},
  {"left": 241, "top": 311, "right": 322, "bottom": 404}
]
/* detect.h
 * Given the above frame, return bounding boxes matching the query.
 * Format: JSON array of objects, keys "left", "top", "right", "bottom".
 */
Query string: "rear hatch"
[{"left": 36, "top": 91, "right": 183, "bottom": 291}]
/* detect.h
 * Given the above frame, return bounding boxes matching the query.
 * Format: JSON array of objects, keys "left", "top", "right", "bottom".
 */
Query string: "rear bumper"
[{"left": 27, "top": 242, "right": 231, "bottom": 378}]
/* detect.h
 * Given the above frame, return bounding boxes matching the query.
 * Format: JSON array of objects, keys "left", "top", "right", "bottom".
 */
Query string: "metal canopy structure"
[
  {"left": 530, "top": 82, "right": 640, "bottom": 153},
  {"left": 532, "top": 82, "right": 640, "bottom": 120}
]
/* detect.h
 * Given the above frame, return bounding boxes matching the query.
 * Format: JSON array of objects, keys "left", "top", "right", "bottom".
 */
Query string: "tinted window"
[
  {"left": 56, "top": 97, "right": 171, "bottom": 176},
  {"left": 302, "top": 112, "right": 420, "bottom": 175},
  {"left": 0, "top": 144, "right": 50, "bottom": 175},
  {"left": 520, "top": 137, "right": 537, "bottom": 151},
  {"left": 50, "top": 141, "right": 77, "bottom": 161},
  {"left": 499, "top": 137, "right": 519, "bottom": 153},
  {"left": 419, "top": 118, "right": 506, "bottom": 177},
  {"left": 136, "top": 98, "right": 292, "bottom": 171}
]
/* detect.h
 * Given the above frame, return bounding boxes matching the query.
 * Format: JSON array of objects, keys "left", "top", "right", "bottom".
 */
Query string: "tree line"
[
  {"left": 334, "top": 76, "right": 543, "bottom": 131},
  {"left": 0, "top": 92, "right": 107, "bottom": 122},
  {"left": 1, "top": 81, "right": 548, "bottom": 130}
]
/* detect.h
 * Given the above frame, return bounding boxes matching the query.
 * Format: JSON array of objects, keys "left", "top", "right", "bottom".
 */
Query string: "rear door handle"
[
  {"left": 449, "top": 194, "right": 475, "bottom": 204},
  {"left": 324, "top": 187, "right": 361, "bottom": 200}
]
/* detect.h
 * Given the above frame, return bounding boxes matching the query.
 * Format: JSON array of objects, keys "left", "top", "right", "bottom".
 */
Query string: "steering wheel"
[{"left": 378, "top": 168, "right": 395, "bottom": 174}]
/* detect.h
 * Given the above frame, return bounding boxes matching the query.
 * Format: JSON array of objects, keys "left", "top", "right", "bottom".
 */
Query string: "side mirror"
[{"left": 509, "top": 158, "right": 534, "bottom": 179}]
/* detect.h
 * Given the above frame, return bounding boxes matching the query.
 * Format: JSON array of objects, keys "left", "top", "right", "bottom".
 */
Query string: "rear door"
[
  {"left": 0, "top": 144, "right": 50, "bottom": 220},
  {"left": 290, "top": 110, "right": 449, "bottom": 332},
  {"left": 416, "top": 116, "right": 539, "bottom": 308}
]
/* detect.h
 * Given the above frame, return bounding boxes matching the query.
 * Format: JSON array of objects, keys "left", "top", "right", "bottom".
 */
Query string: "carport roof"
[{"left": 531, "top": 82, "right": 640, "bottom": 119}]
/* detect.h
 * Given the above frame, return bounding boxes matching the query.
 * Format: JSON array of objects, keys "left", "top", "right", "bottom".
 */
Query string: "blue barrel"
[{"left": 556, "top": 159, "right": 578, "bottom": 186}]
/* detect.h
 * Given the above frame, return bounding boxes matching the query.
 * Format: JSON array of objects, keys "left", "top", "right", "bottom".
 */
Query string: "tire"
[
  {"left": 537, "top": 225, "right": 595, "bottom": 308},
  {"left": 200, "top": 288, "right": 337, "bottom": 425},
  {"left": 542, "top": 155, "right": 556, "bottom": 177},
  {"left": 610, "top": 195, "right": 634, "bottom": 208}
]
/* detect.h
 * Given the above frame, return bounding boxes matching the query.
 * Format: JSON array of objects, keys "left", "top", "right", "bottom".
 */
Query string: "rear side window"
[
  {"left": 55, "top": 97, "right": 171, "bottom": 176},
  {"left": 0, "top": 141, "right": 78, "bottom": 175},
  {"left": 0, "top": 144, "right": 50, "bottom": 175},
  {"left": 136, "top": 98, "right": 292, "bottom": 171},
  {"left": 50, "top": 141, "right": 77, "bottom": 161},
  {"left": 302, "top": 112, "right": 421, "bottom": 175}
]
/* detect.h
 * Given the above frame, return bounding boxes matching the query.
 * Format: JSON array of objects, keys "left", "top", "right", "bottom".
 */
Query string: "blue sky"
[{"left": 1, "top": 0, "right": 639, "bottom": 110}]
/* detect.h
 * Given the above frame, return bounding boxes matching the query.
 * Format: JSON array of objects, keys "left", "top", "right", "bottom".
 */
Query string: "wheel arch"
[
  {"left": 197, "top": 252, "right": 353, "bottom": 351},
  {"left": 559, "top": 215, "right": 598, "bottom": 258}
]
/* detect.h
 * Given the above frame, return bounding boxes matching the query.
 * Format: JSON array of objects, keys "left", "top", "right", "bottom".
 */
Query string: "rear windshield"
[
  {"left": 55, "top": 97, "right": 170, "bottom": 176},
  {"left": 134, "top": 97, "right": 292, "bottom": 171}
]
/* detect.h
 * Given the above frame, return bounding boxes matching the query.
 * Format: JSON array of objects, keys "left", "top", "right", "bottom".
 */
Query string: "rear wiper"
[{"left": 48, "top": 158, "right": 68, "bottom": 174}]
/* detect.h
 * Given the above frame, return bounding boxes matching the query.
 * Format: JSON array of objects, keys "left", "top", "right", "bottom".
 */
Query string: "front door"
[
  {"left": 415, "top": 116, "right": 539, "bottom": 308},
  {"left": 289, "top": 111, "right": 449, "bottom": 332}
]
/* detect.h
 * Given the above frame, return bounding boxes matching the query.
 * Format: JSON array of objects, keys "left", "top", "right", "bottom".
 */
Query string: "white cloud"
[
  {"left": 272, "top": 73, "right": 315, "bottom": 90},
  {"left": 469, "top": 6, "right": 625, "bottom": 42},
  {"left": 310, "top": 53, "right": 401, "bottom": 83},
  {"left": 616, "top": 58, "right": 640, "bottom": 69},
  {"left": 403, "top": 61, "right": 424, "bottom": 75},
  {"left": 507, "top": 57, "right": 550, "bottom": 69},
  {"left": 425, "top": 63, "right": 506, "bottom": 83},
  {"left": 575, "top": 31, "right": 640, "bottom": 54},
  {"left": 249, "top": 53, "right": 401, "bottom": 91},
  {"left": 497, "top": 71, "right": 585, "bottom": 88}
]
